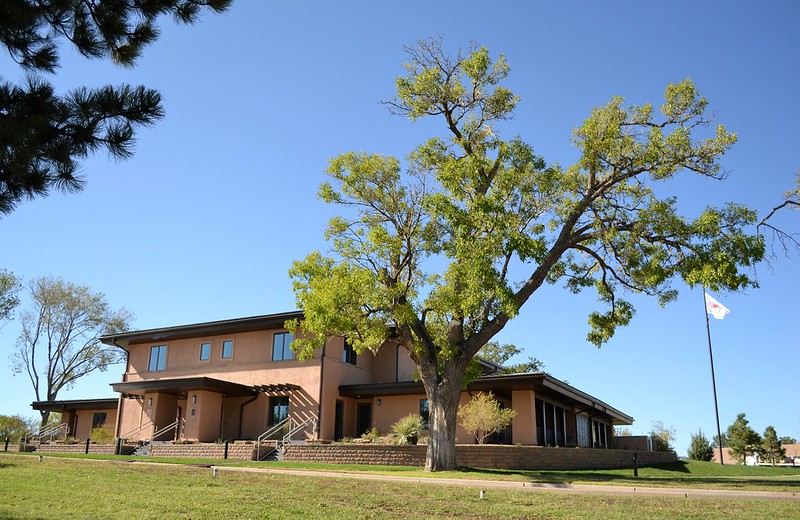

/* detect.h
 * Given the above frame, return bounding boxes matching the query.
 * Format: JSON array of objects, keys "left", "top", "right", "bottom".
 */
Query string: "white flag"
[{"left": 705, "top": 292, "right": 730, "bottom": 320}]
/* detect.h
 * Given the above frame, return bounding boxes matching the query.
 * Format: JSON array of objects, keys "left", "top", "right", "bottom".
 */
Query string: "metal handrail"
[
  {"left": 256, "top": 417, "right": 291, "bottom": 461},
  {"left": 119, "top": 420, "right": 154, "bottom": 443},
  {"left": 282, "top": 416, "right": 317, "bottom": 446},
  {"left": 151, "top": 419, "right": 179, "bottom": 441},
  {"left": 23, "top": 423, "right": 69, "bottom": 446}
]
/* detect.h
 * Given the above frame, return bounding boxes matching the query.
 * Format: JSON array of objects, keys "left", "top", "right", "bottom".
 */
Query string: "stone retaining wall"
[
  {"left": 33, "top": 444, "right": 136, "bottom": 455},
  {"left": 283, "top": 444, "right": 676, "bottom": 470},
  {"left": 149, "top": 443, "right": 256, "bottom": 460}
]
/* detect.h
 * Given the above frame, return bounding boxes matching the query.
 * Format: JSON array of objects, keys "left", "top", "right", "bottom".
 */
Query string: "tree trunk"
[
  {"left": 39, "top": 410, "right": 50, "bottom": 428},
  {"left": 421, "top": 362, "right": 466, "bottom": 472}
]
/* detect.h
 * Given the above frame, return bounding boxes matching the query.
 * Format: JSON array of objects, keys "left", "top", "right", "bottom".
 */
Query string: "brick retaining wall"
[
  {"left": 149, "top": 443, "right": 256, "bottom": 460},
  {"left": 282, "top": 444, "right": 676, "bottom": 470}
]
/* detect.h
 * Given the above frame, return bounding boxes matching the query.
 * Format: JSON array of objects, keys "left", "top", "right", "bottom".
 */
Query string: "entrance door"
[
  {"left": 334, "top": 400, "right": 344, "bottom": 441},
  {"left": 269, "top": 396, "right": 290, "bottom": 426},
  {"left": 356, "top": 403, "right": 372, "bottom": 436},
  {"left": 576, "top": 414, "right": 590, "bottom": 448}
]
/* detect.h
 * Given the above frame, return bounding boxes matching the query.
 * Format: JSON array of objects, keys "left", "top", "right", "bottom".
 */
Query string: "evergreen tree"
[
  {"left": 0, "top": 0, "right": 231, "bottom": 216},
  {"left": 761, "top": 426, "right": 786, "bottom": 465},
  {"left": 688, "top": 430, "right": 714, "bottom": 461},
  {"left": 726, "top": 413, "right": 761, "bottom": 464}
]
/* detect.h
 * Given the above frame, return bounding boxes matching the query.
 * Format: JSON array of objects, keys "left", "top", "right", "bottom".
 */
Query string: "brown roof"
[
  {"left": 100, "top": 311, "right": 304, "bottom": 349},
  {"left": 339, "top": 372, "right": 633, "bottom": 425}
]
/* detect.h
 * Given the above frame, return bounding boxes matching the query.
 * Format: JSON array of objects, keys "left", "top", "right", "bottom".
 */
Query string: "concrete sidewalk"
[{"left": 212, "top": 465, "right": 800, "bottom": 501}]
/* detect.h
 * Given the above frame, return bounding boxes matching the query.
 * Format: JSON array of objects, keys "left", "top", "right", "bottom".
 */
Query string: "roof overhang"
[
  {"left": 339, "top": 373, "right": 633, "bottom": 425},
  {"left": 100, "top": 311, "right": 304, "bottom": 350},
  {"left": 31, "top": 398, "right": 119, "bottom": 413},
  {"left": 111, "top": 377, "right": 260, "bottom": 398}
]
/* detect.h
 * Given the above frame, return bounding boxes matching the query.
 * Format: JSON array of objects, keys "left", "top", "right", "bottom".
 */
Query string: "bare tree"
[{"left": 10, "top": 276, "right": 133, "bottom": 425}]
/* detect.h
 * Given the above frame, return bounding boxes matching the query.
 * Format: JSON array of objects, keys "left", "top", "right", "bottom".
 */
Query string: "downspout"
[
  {"left": 238, "top": 394, "right": 259, "bottom": 439},
  {"left": 316, "top": 341, "right": 327, "bottom": 440},
  {"left": 112, "top": 339, "right": 129, "bottom": 439},
  {"left": 395, "top": 343, "right": 400, "bottom": 382}
]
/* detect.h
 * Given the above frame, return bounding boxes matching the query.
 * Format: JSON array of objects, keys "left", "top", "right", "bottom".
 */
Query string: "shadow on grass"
[{"left": 457, "top": 460, "right": 800, "bottom": 489}]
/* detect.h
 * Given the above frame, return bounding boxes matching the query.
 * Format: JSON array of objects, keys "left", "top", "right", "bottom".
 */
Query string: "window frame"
[
  {"left": 343, "top": 339, "right": 358, "bottom": 366},
  {"left": 221, "top": 339, "right": 234, "bottom": 360},
  {"left": 199, "top": 342, "right": 211, "bottom": 361},
  {"left": 148, "top": 345, "right": 167, "bottom": 372},
  {"left": 419, "top": 398, "right": 429, "bottom": 429},
  {"left": 268, "top": 395, "right": 290, "bottom": 426},
  {"left": 91, "top": 412, "right": 107, "bottom": 429},
  {"left": 272, "top": 332, "right": 294, "bottom": 362}
]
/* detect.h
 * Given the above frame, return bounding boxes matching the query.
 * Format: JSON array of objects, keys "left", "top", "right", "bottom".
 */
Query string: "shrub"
[
  {"left": 391, "top": 414, "right": 424, "bottom": 445},
  {"left": 457, "top": 392, "right": 517, "bottom": 444},
  {"left": 361, "top": 427, "right": 381, "bottom": 443},
  {"left": 89, "top": 424, "right": 114, "bottom": 444}
]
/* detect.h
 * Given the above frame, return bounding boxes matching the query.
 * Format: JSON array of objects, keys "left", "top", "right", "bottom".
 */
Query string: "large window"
[
  {"left": 200, "top": 342, "right": 211, "bottom": 361},
  {"left": 268, "top": 396, "right": 290, "bottom": 426},
  {"left": 343, "top": 340, "right": 358, "bottom": 365},
  {"left": 222, "top": 340, "right": 234, "bottom": 359},
  {"left": 148, "top": 345, "right": 167, "bottom": 371},
  {"left": 419, "top": 399, "right": 429, "bottom": 428},
  {"left": 92, "top": 412, "right": 107, "bottom": 429},
  {"left": 272, "top": 332, "right": 294, "bottom": 361}
]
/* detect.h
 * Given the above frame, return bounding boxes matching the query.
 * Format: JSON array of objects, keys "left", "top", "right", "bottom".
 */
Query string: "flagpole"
[{"left": 703, "top": 288, "right": 725, "bottom": 465}]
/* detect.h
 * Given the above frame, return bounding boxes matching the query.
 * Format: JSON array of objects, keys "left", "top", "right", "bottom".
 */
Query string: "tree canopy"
[
  {"left": 288, "top": 38, "right": 765, "bottom": 471},
  {"left": 0, "top": 269, "right": 20, "bottom": 323},
  {"left": 0, "top": 0, "right": 231, "bottom": 216},
  {"left": 10, "top": 276, "right": 133, "bottom": 425}
]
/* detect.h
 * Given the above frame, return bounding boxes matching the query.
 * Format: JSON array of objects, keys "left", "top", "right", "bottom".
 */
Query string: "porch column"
[
  {"left": 511, "top": 389, "right": 536, "bottom": 445},
  {"left": 183, "top": 391, "right": 223, "bottom": 442}
]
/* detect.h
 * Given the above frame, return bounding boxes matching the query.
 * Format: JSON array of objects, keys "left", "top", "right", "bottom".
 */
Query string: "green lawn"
[{"left": 1, "top": 454, "right": 799, "bottom": 519}]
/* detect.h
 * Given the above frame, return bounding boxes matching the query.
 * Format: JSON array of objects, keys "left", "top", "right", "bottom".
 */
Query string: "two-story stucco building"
[{"left": 33, "top": 311, "right": 632, "bottom": 449}]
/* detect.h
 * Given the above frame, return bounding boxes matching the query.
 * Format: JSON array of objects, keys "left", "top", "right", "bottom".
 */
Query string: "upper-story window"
[
  {"left": 200, "top": 342, "right": 211, "bottom": 361},
  {"left": 149, "top": 345, "right": 167, "bottom": 371},
  {"left": 222, "top": 340, "right": 234, "bottom": 359},
  {"left": 272, "top": 332, "right": 294, "bottom": 361},
  {"left": 343, "top": 340, "right": 357, "bottom": 366}
]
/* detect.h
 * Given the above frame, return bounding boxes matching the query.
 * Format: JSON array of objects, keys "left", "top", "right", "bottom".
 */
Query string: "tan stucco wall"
[
  {"left": 61, "top": 408, "right": 117, "bottom": 439},
  {"left": 183, "top": 390, "right": 223, "bottom": 442},
  {"left": 511, "top": 389, "right": 536, "bottom": 445}
]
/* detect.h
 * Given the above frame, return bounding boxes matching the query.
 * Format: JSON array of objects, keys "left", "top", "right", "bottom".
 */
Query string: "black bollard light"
[
  {"left": 633, "top": 452, "right": 639, "bottom": 477},
  {"left": 224, "top": 439, "right": 229, "bottom": 460},
  {"left": 85, "top": 437, "right": 90, "bottom": 454}
]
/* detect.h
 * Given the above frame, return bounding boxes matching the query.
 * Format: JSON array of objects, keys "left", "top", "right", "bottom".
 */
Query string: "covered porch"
[{"left": 111, "top": 377, "right": 308, "bottom": 443}]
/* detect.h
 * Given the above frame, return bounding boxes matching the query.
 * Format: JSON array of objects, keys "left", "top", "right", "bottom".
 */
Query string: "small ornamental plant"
[
  {"left": 457, "top": 392, "right": 517, "bottom": 444},
  {"left": 392, "top": 414, "right": 424, "bottom": 445}
]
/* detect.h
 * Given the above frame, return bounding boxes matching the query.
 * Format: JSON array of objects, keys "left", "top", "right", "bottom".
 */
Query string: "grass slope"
[{"left": 1, "top": 455, "right": 799, "bottom": 519}]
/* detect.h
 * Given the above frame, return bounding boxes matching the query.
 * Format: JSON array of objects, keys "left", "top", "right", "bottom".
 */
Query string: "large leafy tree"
[
  {"left": 0, "top": 0, "right": 231, "bottom": 216},
  {"left": 0, "top": 269, "right": 21, "bottom": 323},
  {"left": 477, "top": 341, "right": 545, "bottom": 374},
  {"left": 758, "top": 172, "right": 799, "bottom": 254},
  {"left": 10, "top": 276, "right": 133, "bottom": 426},
  {"left": 288, "top": 38, "right": 764, "bottom": 471}
]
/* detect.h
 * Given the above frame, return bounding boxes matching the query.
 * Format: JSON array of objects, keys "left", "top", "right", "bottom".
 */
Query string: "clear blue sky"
[{"left": 1, "top": 1, "right": 797, "bottom": 455}]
